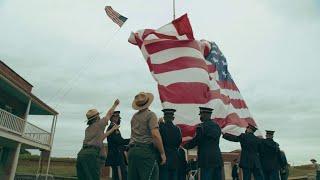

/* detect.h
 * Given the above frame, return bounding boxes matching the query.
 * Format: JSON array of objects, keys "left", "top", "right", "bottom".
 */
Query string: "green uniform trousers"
[
  {"left": 128, "top": 145, "right": 159, "bottom": 180},
  {"left": 76, "top": 147, "right": 100, "bottom": 180}
]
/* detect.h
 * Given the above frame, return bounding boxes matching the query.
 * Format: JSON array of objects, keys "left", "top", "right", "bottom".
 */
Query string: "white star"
[{"left": 222, "top": 71, "right": 227, "bottom": 77}]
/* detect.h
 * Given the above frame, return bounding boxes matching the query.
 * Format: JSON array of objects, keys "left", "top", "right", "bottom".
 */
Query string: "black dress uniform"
[
  {"left": 183, "top": 107, "right": 223, "bottom": 180},
  {"left": 279, "top": 151, "right": 289, "bottom": 180},
  {"left": 177, "top": 147, "right": 187, "bottom": 180},
  {"left": 260, "top": 131, "right": 281, "bottom": 180},
  {"left": 223, "top": 124, "right": 264, "bottom": 180},
  {"left": 106, "top": 111, "right": 130, "bottom": 180},
  {"left": 187, "top": 159, "right": 199, "bottom": 180},
  {"left": 232, "top": 162, "right": 239, "bottom": 180},
  {"left": 159, "top": 109, "right": 182, "bottom": 180}
]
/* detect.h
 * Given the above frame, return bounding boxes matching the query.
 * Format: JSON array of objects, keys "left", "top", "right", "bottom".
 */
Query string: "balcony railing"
[
  {"left": 0, "top": 108, "right": 51, "bottom": 146},
  {"left": 0, "top": 108, "right": 25, "bottom": 135},
  {"left": 24, "top": 123, "right": 51, "bottom": 145}
]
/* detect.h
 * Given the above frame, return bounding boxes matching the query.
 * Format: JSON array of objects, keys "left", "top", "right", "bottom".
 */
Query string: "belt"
[
  {"left": 82, "top": 144, "right": 100, "bottom": 150},
  {"left": 129, "top": 143, "right": 153, "bottom": 149}
]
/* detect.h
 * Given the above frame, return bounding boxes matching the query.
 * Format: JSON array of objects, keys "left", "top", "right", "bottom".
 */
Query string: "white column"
[
  {"left": 22, "top": 99, "right": 32, "bottom": 134},
  {"left": 48, "top": 115, "right": 56, "bottom": 144},
  {"left": 8, "top": 143, "right": 21, "bottom": 180},
  {"left": 24, "top": 99, "right": 31, "bottom": 120},
  {"left": 45, "top": 115, "right": 58, "bottom": 180}
]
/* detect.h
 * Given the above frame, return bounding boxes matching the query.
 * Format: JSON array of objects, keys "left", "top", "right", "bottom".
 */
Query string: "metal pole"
[{"left": 173, "top": 0, "right": 176, "bottom": 20}]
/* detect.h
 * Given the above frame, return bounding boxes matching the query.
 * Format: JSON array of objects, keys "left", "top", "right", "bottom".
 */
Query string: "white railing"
[
  {"left": 0, "top": 108, "right": 51, "bottom": 146},
  {"left": 23, "top": 122, "right": 51, "bottom": 145},
  {"left": 0, "top": 108, "right": 25, "bottom": 134}
]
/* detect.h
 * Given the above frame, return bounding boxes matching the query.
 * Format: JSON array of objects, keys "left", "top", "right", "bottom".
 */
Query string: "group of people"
[
  {"left": 224, "top": 125, "right": 290, "bottom": 180},
  {"left": 76, "top": 91, "right": 290, "bottom": 180},
  {"left": 229, "top": 135, "right": 289, "bottom": 180}
]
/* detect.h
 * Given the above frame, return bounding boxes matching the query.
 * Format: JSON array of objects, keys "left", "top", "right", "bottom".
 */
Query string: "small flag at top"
[{"left": 105, "top": 6, "right": 128, "bottom": 27}]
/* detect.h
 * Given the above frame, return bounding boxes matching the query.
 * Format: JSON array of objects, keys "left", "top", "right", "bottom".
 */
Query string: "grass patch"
[
  {"left": 289, "top": 165, "right": 316, "bottom": 177},
  {"left": 17, "top": 157, "right": 76, "bottom": 177}
]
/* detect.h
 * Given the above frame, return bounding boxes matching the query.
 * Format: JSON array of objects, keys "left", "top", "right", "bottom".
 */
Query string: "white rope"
[
  {"left": 48, "top": 26, "right": 123, "bottom": 111},
  {"left": 148, "top": 160, "right": 158, "bottom": 180},
  {"left": 173, "top": 0, "right": 176, "bottom": 20},
  {"left": 188, "top": 170, "right": 198, "bottom": 180}
]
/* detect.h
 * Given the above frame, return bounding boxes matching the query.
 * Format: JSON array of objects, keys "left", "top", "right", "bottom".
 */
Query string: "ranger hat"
[{"left": 86, "top": 109, "right": 100, "bottom": 121}]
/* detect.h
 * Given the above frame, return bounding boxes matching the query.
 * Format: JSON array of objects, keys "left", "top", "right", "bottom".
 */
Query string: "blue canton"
[{"left": 205, "top": 42, "right": 234, "bottom": 83}]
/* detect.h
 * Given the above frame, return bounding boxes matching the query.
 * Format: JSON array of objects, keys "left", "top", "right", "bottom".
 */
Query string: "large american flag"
[
  {"left": 105, "top": 6, "right": 127, "bottom": 27},
  {"left": 129, "top": 14, "right": 260, "bottom": 138}
]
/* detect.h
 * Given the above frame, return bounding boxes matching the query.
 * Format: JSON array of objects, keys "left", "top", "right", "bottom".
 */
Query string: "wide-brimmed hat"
[
  {"left": 132, "top": 92, "right": 154, "bottom": 110},
  {"left": 86, "top": 109, "right": 100, "bottom": 121}
]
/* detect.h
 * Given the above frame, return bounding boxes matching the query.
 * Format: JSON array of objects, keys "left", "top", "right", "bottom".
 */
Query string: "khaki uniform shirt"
[
  {"left": 130, "top": 109, "right": 158, "bottom": 144},
  {"left": 83, "top": 116, "right": 108, "bottom": 157}
]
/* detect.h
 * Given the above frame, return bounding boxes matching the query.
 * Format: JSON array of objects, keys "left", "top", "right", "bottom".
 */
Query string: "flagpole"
[{"left": 173, "top": 0, "right": 176, "bottom": 20}]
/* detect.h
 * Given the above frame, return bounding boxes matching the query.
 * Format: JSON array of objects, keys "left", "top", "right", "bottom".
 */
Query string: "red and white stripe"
[{"left": 129, "top": 14, "right": 261, "bottom": 138}]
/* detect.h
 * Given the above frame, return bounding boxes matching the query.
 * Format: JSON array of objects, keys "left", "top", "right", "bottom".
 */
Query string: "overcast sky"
[{"left": 1, "top": 0, "right": 319, "bottom": 165}]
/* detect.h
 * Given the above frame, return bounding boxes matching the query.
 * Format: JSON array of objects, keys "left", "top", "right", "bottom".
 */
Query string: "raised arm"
[
  {"left": 183, "top": 126, "right": 202, "bottom": 150},
  {"left": 101, "top": 99, "right": 120, "bottom": 126},
  {"left": 222, "top": 133, "right": 241, "bottom": 142}
]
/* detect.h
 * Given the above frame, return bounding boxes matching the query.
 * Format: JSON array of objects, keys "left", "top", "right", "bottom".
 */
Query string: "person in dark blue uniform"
[
  {"left": 232, "top": 159, "right": 239, "bottom": 180},
  {"left": 159, "top": 109, "right": 182, "bottom": 180},
  {"left": 260, "top": 130, "right": 281, "bottom": 180},
  {"left": 105, "top": 111, "right": 130, "bottom": 180},
  {"left": 177, "top": 146, "right": 187, "bottom": 180},
  {"left": 223, "top": 124, "right": 264, "bottom": 180},
  {"left": 187, "top": 159, "right": 199, "bottom": 180},
  {"left": 279, "top": 151, "right": 289, "bottom": 180},
  {"left": 183, "top": 107, "right": 223, "bottom": 180}
]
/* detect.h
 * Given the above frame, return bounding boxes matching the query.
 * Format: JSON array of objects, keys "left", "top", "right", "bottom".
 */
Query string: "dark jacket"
[
  {"left": 279, "top": 151, "right": 289, "bottom": 176},
  {"left": 223, "top": 132, "right": 262, "bottom": 169},
  {"left": 105, "top": 123, "right": 130, "bottom": 166},
  {"left": 259, "top": 138, "right": 281, "bottom": 171},
  {"left": 159, "top": 121, "right": 182, "bottom": 170},
  {"left": 232, "top": 164, "right": 239, "bottom": 178},
  {"left": 184, "top": 120, "right": 223, "bottom": 168},
  {"left": 177, "top": 147, "right": 187, "bottom": 178}
]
